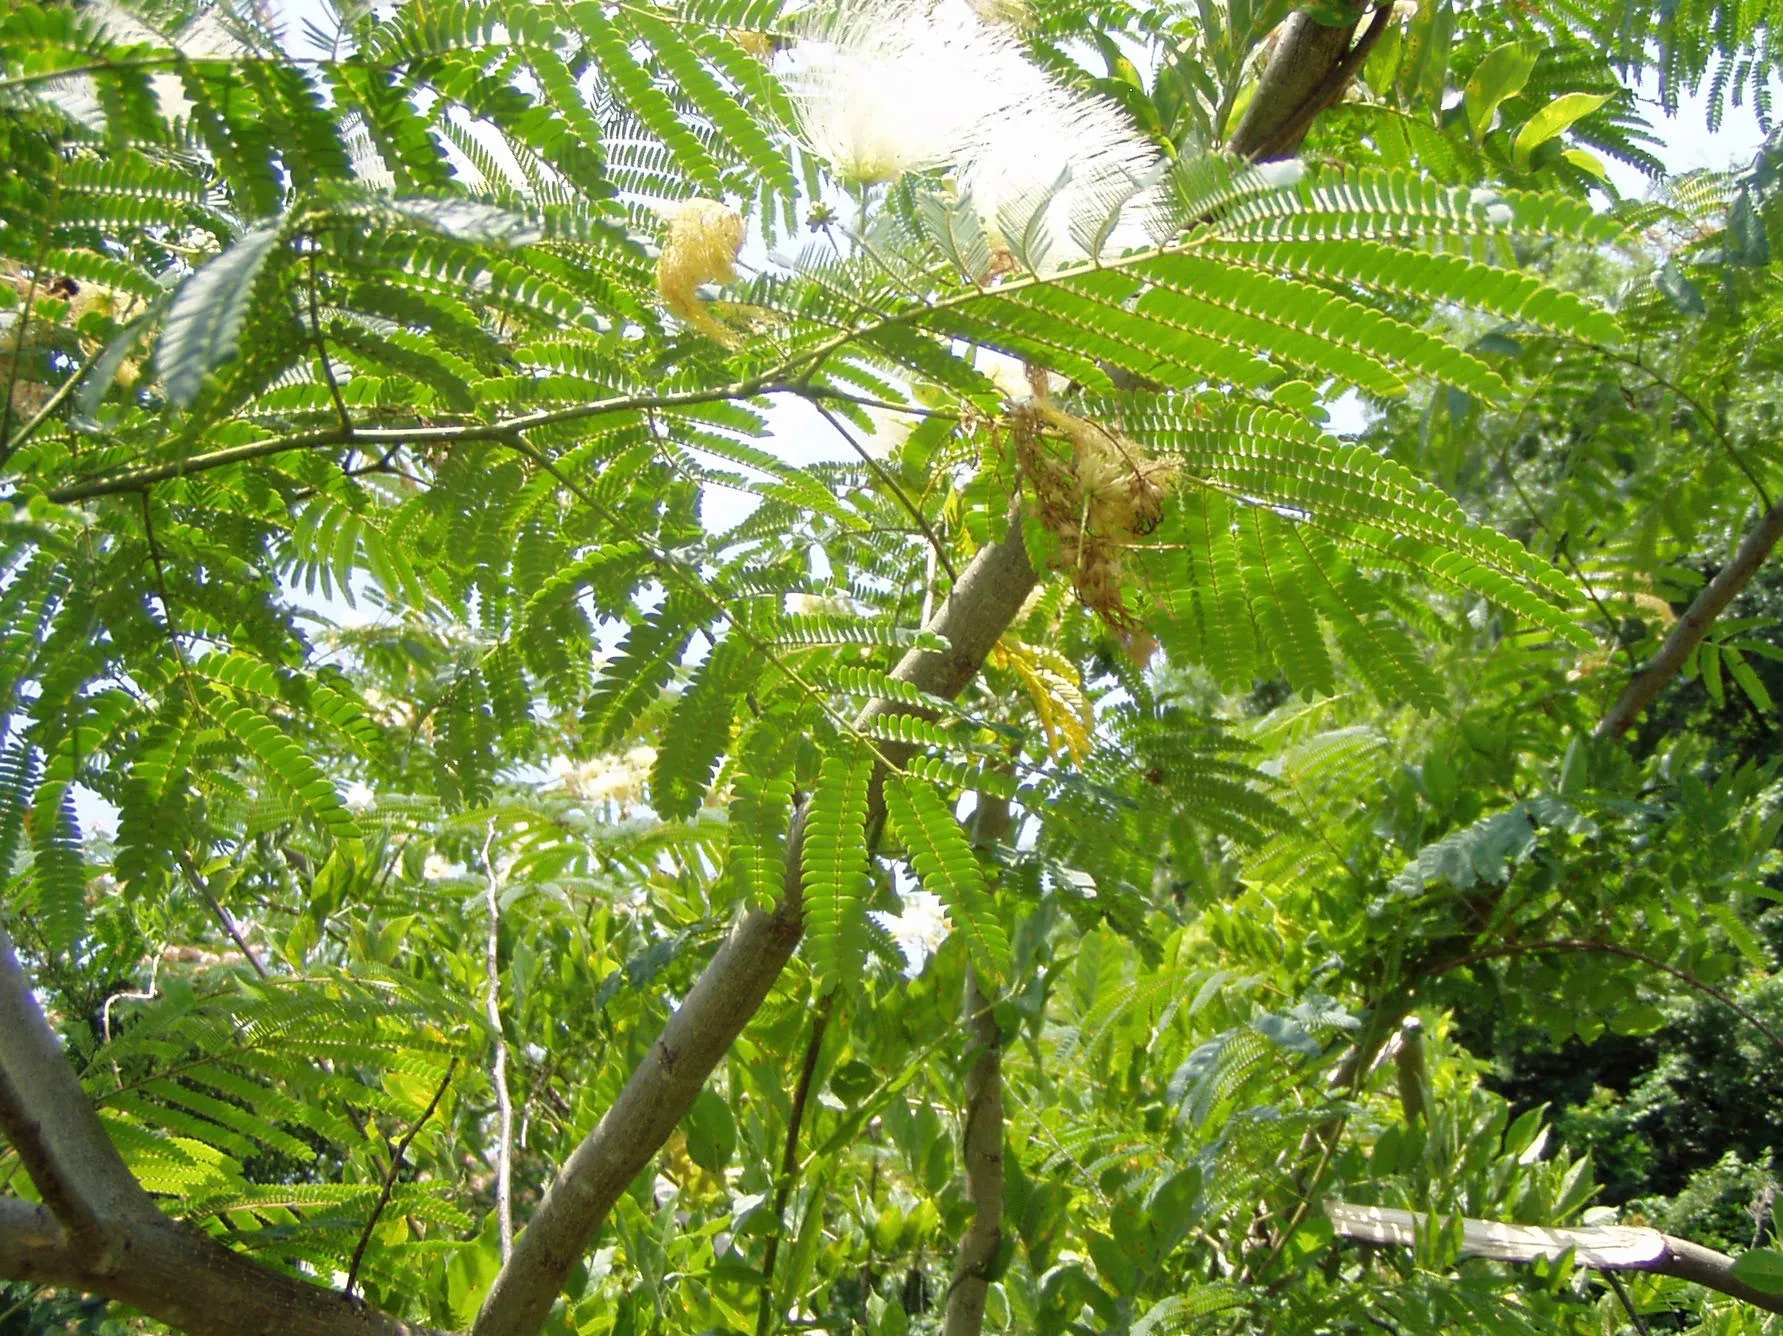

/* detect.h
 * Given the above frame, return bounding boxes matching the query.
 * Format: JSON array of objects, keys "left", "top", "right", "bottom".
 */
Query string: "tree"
[{"left": 1, "top": 1, "right": 1781, "bottom": 1334}]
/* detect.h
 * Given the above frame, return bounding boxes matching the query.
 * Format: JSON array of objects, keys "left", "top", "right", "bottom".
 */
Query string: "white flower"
[
  {"left": 342, "top": 780, "right": 376, "bottom": 814},
  {"left": 423, "top": 853, "right": 453, "bottom": 881},
  {"left": 780, "top": 0, "right": 1036, "bottom": 185},
  {"left": 958, "top": 83, "right": 1167, "bottom": 273},
  {"left": 873, "top": 890, "right": 953, "bottom": 975},
  {"left": 782, "top": 1, "right": 1168, "bottom": 272}
]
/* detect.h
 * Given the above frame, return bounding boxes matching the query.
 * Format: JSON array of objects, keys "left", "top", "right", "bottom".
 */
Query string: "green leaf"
[
  {"left": 155, "top": 225, "right": 285, "bottom": 408},
  {"left": 801, "top": 743, "right": 874, "bottom": 992},
  {"left": 1464, "top": 43, "right": 1538, "bottom": 141},
  {"left": 1733, "top": 1248, "right": 1783, "bottom": 1294},
  {"left": 30, "top": 780, "right": 85, "bottom": 954},
  {"left": 651, "top": 637, "right": 759, "bottom": 820},
  {"left": 1655, "top": 262, "right": 1707, "bottom": 317},
  {"left": 1512, "top": 93, "right": 1611, "bottom": 170},
  {"left": 884, "top": 774, "right": 1009, "bottom": 981}
]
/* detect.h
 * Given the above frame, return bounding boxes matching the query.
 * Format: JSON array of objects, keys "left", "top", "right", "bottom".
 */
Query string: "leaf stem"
[
  {"left": 755, "top": 994, "right": 833, "bottom": 1336},
  {"left": 343, "top": 1057, "right": 458, "bottom": 1298}
]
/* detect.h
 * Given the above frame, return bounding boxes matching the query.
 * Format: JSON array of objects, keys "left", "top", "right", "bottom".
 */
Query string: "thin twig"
[
  {"left": 343, "top": 1057, "right": 457, "bottom": 1297},
  {"left": 1419, "top": 939, "right": 1783, "bottom": 1057},
  {"left": 811, "top": 402, "right": 957, "bottom": 583},
  {"left": 482, "top": 822, "right": 514, "bottom": 1262},
  {"left": 0, "top": 250, "right": 46, "bottom": 466},
  {"left": 176, "top": 852, "right": 268, "bottom": 980},
  {"left": 307, "top": 246, "right": 353, "bottom": 436},
  {"left": 1595, "top": 499, "right": 1783, "bottom": 737},
  {"left": 756, "top": 995, "right": 833, "bottom": 1336},
  {"left": 1606, "top": 348, "right": 1774, "bottom": 510},
  {"left": 1, "top": 339, "right": 105, "bottom": 461},
  {"left": 1606, "top": 1270, "right": 1653, "bottom": 1336}
]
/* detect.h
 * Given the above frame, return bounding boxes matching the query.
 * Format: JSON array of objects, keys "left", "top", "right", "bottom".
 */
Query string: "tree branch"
[
  {"left": 470, "top": 516, "right": 1038, "bottom": 1336},
  {"left": 943, "top": 968, "right": 1004, "bottom": 1336},
  {"left": 1417, "top": 938, "right": 1783, "bottom": 1058},
  {"left": 0, "top": 926, "right": 448, "bottom": 1336},
  {"left": 1226, "top": 6, "right": 1390, "bottom": 160},
  {"left": 1325, "top": 1202, "right": 1783, "bottom": 1316},
  {"left": 1594, "top": 499, "right": 1783, "bottom": 738},
  {"left": 482, "top": 825, "right": 515, "bottom": 1263},
  {"left": 0, "top": 924, "right": 155, "bottom": 1264},
  {"left": 0, "top": 1198, "right": 79, "bottom": 1288},
  {"left": 943, "top": 795, "right": 1013, "bottom": 1336}
]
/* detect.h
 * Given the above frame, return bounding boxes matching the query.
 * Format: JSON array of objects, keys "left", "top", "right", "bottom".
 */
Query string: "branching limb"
[
  {"left": 1595, "top": 499, "right": 1783, "bottom": 738},
  {"left": 0, "top": 923, "right": 155, "bottom": 1264},
  {"left": 1326, "top": 1202, "right": 1783, "bottom": 1317},
  {"left": 470, "top": 515, "right": 1038, "bottom": 1336},
  {"left": 0, "top": 1198, "right": 78, "bottom": 1288},
  {"left": 0, "top": 925, "right": 448, "bottom": 1336}
]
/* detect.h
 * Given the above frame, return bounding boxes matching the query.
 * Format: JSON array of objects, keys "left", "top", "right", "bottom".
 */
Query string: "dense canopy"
[{"left": 2, "top": 1, "right": 1783, "bottom": 1335}]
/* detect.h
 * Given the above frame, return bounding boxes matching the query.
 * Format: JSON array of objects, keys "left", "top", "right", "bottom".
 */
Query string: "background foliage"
[{"left": 2, "top": 0, "right": 1782, "bottom": 1333}]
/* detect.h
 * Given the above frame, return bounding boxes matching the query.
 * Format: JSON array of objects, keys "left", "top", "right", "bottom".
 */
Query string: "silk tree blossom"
[
  {"left": 872, "top": 889, "right": 953, "bottom": 975},
  {"left": 783, "top": 0, "right": 1168, "bottom": 272},
  {"left": 957, "top": 82, "right": 1168, "bottom": 273},
  {"left": 780, "top": 0, "right": 1040, "bottom": 185}
]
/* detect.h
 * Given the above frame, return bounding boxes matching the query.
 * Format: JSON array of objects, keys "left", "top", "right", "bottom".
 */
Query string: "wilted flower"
[{"left": 656, "top": 198, "right": 745, "bottom": 342}]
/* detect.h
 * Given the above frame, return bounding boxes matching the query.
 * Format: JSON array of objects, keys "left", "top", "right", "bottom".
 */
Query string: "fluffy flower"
[
  {"left": 780, "top": 0, "right": 1035, "bottom": 185},
  {"left": 873, "top": 890, "right": 953, "bottom": 975},
  {"left": 783, "top": 1, "right": 1166, "bottom": 271},
  {"left": 656, "top": 198, "right": 745, "bottom": 342},
  {"left": 958, "top": 83, "right": 1167, "bottom": 273},
  {"left": 548, "top": 749, "right": 656, "bottom": 809}
]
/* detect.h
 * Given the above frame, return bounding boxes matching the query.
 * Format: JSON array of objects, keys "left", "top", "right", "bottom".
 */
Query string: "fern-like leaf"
[
  {"left": 800, "top": 742, "right": 874, "bottom": 992},
  {"left": 884, "top": 774, "right": 1009, "bottom": 981}
]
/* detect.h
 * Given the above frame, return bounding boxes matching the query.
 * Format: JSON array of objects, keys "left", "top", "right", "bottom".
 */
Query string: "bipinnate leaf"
[
  {"left": 208, "top": 698, "right": 363, "bottom": 847},
  {"left": 884, "top": 774, "right": 1009, "bottom": 982},
  {"left": 651, "top": 637, "right": 758, "bottom": 820},
  {"left": 801, "top": 743, "right": 874, "bottom": 992},
  {"left": 155, "top": 224, "right": 284, "bottom": 408}
]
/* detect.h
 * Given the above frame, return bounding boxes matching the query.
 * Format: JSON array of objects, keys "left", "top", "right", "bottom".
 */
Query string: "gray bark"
[
  {"left": 941, "top": 967, "right": 1004, "bottom": 1336},
  {"left": 1326, "top": 1201, "right": 1783, "bottom": 1316},
  {"left": 1595, "top": 500, "right": 1783, "bottom": 738},
  {"left": 1226, "top": 8, "right": 1391, "bottom": 161},
  {"left": 0, "top": 927, "right": 444, "bottom": 1336}
]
